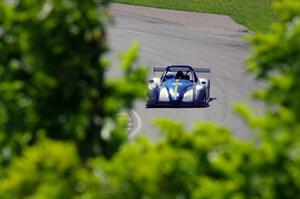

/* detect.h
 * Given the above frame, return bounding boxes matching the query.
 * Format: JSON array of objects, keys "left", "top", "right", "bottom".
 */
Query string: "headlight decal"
[
  {"left": 148, "top": 84, "right": 156, "bottom": 90},
  {"left": 183, "top": 89, "right": 194, "bottom": 102},
  {"left": 159, "top": 87, "right": 169, "bottom": 101}
]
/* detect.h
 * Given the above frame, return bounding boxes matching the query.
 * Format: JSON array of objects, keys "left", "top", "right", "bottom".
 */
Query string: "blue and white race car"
[{"left": 146, "top": 65, "right": 211, "bottom": 107}]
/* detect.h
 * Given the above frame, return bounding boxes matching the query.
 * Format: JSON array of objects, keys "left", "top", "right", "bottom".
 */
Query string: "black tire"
[{"left": 146, "top": 99, "right": 156, "bottom": 108}]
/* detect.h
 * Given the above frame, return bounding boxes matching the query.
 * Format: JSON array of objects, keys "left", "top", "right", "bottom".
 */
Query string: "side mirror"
[{"left": 149, "top": 80, "right": 154, "bottom": 83}]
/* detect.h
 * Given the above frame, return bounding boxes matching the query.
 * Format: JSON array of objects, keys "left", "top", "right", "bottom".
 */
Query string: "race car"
[{"left": 146, "top": 65, "right": 211, "bottom": 107}]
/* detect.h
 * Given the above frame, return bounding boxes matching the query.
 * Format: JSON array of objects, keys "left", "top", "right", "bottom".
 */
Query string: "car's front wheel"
[{"left": 146, "top": 96, "right": 157, "bottom": 108}]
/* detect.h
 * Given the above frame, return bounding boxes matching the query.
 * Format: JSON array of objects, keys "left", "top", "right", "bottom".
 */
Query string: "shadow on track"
[{"left": 145, "top": 97, "right": 217, "bottom": 109}]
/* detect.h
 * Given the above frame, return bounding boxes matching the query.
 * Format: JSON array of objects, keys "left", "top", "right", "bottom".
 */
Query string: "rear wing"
[
  {"left": 194, "top": 67, "right": 211, "bottom": 81},
  {"left": 194, "top": 68, "right": 211, "bottom": 73},
  {"left": 153, "top": 66, "right": 166, "bottom": 72},
  {"left": 153, "top": 66, "right": 166, "bottom": 77}
]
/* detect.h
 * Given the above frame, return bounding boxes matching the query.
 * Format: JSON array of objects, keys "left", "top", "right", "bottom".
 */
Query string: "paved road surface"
[{"left": 107, "top": 4, "right": 262, "bottom": 139}]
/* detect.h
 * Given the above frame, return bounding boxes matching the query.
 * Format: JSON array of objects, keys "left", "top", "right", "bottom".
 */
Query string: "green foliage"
[
  {"left": 247, "top": 0, "right": 300, "bottom": 116},
  {"left": 0, "top": 138, "right": 104, "bottom": 199},
  {"left": 0, "top": 0, "right": 147, "bottom": 161},
  {"left": 96, "top": 122, "right": 254, "bottom": 198},
  {"left": 233, "top": 0, "right": 300, "bottom": 197},
  {"left": 1, "top": 0, "right": 300, "bottom": 198}
]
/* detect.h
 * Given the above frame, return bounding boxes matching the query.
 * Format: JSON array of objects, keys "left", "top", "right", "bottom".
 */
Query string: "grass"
[{"left": 113, "top": 0, "right": 277, "bottom": 32}]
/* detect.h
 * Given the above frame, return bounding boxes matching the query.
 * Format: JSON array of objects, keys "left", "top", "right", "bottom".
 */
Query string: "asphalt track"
[{"left": 107, "top": 4, "right": 262, "bottom": 139}]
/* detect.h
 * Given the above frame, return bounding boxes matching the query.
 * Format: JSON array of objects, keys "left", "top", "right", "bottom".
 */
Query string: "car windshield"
[{"left": 162, "top": 68, "right": 195, "bottom": 82}]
